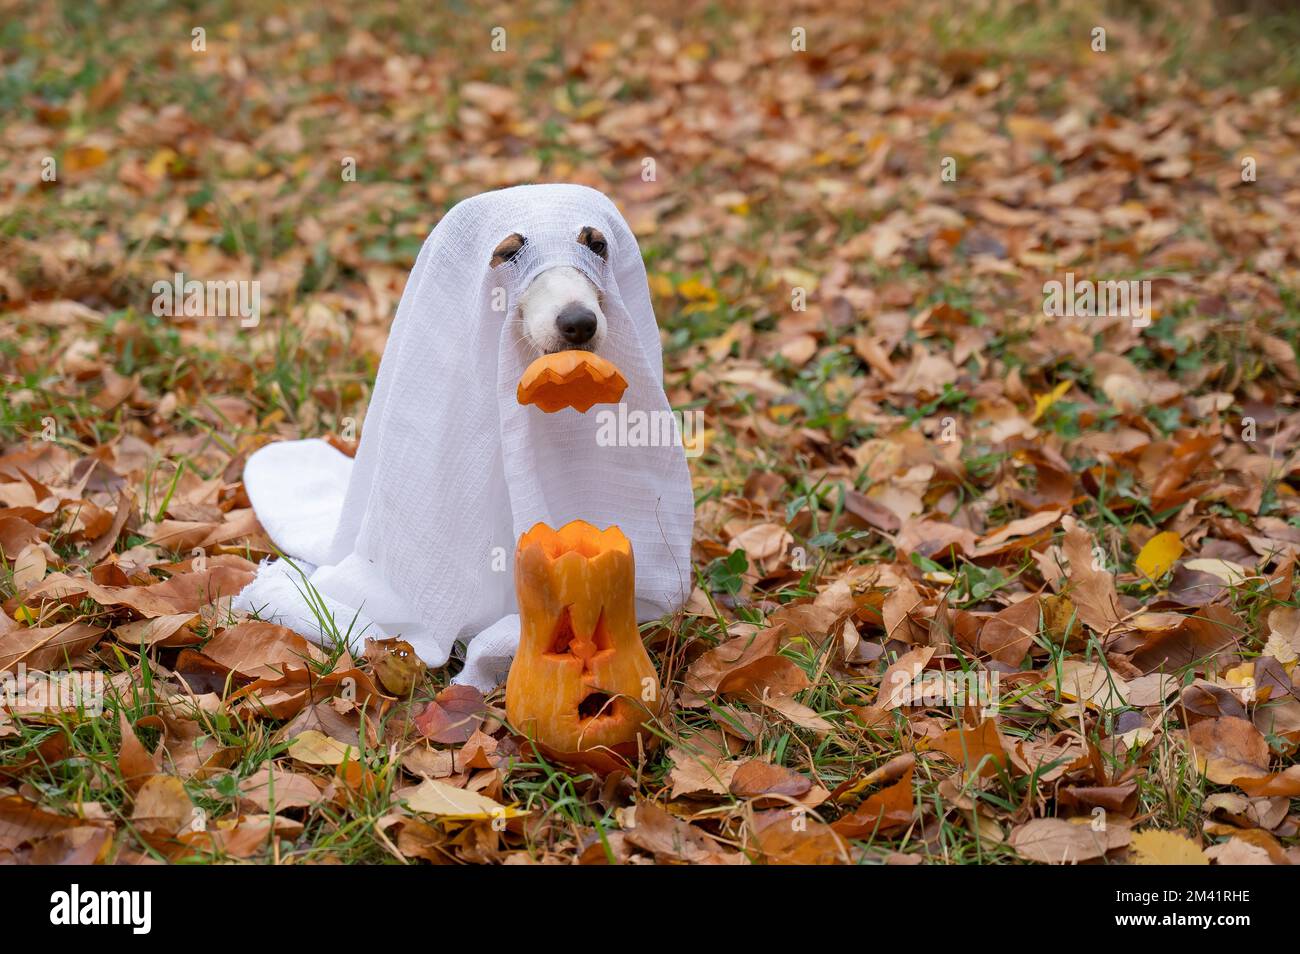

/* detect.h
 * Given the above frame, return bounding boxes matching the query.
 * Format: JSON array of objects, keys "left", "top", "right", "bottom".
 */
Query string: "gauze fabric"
[{"left": 232, "top": 184, "right": 695, "bottom": 690}]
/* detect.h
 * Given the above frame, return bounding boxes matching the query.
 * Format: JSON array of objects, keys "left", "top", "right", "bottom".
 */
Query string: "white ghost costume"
[{"left": 232, "top": 184, "right": 695, "bottom": 690}]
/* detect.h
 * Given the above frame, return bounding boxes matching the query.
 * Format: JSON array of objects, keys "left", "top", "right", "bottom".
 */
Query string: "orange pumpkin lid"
[
  {"left": 517, "top": 519, "right": 630, "bottom": 559},
  {"left": 516, "top": 351, "right": 627, "bottom": 413}
]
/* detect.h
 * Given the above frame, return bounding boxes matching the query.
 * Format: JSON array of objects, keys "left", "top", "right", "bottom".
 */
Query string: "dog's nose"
[{"left": 556, "top": 303, "right": 597, "bottom": 345}]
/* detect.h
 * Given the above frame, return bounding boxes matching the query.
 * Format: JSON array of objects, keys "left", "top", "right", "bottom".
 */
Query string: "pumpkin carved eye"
[{"left": 547, "top": 607, "right": 576, "bottom": 656}]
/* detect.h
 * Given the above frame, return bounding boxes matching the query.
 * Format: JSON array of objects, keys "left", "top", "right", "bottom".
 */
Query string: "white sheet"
[{"left": 232, "top": 184, "right": 695, "bottom": 689}]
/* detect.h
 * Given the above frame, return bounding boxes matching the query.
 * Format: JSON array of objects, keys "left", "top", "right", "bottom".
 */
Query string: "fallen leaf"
[
  {"left": 878, "top": 646, "right": 935, "bottom": 709},
  {"left": 200, "top": 621, "right": 326, "bottom": 679},
  {"left": 1057, "top": 659, "right": 1129, "bottom": 710},
  {"left": 1008, "top": 817, "right": 1130, "bottom": 864},
  {"left": 401, "top": 779, "right": 526, "bottom": 821},
  {"left": 287, "top": 730, "right": 357, "bottom": 766},
  {"left": 1188, "top": 717, "right": 1270, "bottom": 785},
  {"left": 625, "top": 802, "right": 732, "bottom": 863},
  {"left": 919, "top": 719, "right": 1009, "bottom": 777},
  {"left": 131, "top": 775, "right": 193, "bottom": 836},
  {"left": 1135, "top": 531, "right": 1185, "bottom": 583},
  {"left": 364, "top": 637, "right": 423, "bottom": 696},
  {"left": 1130, "top": 829, "right": 1208, "bottom": 865},
  {"left": 729, "top": 760, "right": 813, "bottom": 800},
  {"left": 833, "top": 764, "right": 915, "bottom": 837},
  {"left": 238, "top": 766, "right": 322, "bottom": 812},
  {"left": 415, "top": 684, "right": 487, "bottom": 744}
]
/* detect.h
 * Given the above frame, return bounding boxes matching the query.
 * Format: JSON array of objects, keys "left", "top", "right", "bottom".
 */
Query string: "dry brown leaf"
[
  {"left": 919, "top": 719, "right": 1009, "bottom": 778},
  {"left": 238, "top": 765, "right": 323, "bottom": 812},
  {"left": 131, "top": 775, "right": 193, "bottom": 836},
  {"left": 1059, "top": 516, "right": 1125, "bottom": 636},
  {"left": 625, "top": 802, "right": 733, "bottom": 864},
  {"left": 1008, "top": 817, "right": 1130, "bottom": 864},
  {"left": 114, "top": 612, "right": 198, "bottom": 647},
  {"left": 878, "top": 646, "right": 935, "bottom": 709},
  {"left": 833, "top": 764, "right": 915, "bottom": 838},
  {"left": 200, "top": 620, "right": 327, "bottom": 679},
  {"left": 729, "top": 760, "right": 813, "bottom": 800},
  {"left": 0, "top": 621, "right": 104, "bottom": 671},
  {"left": 681, "top": 625, "right": 782, "bottom": 706},
  {"left": 978, "top": 598, "right": 1040, "bottom": 666},
  {"left": 749, "top": 810, "right": 849, "bottom": 865},
  {"left": 1188, "top": 717, "right": 1270, "bottom": 785},
  {"left": 415, "top": 684, "right": 487, "bottom": 744}
]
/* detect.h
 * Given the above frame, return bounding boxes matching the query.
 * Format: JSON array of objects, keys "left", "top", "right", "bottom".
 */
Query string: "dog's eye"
[
  {"left": 490, "top": 233, "right": 526, "bottom": 268},
  {"left": 577, "top": 227, "right": 608, "bottom": 260}
]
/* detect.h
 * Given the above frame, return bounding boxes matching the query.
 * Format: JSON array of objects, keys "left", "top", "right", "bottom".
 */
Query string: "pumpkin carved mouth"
[
  {"left": 505, "top": 520, "right": 662, "bottom": 757},
  {"left": 577, "top": 691, "right": 615, "bottom": 721}
]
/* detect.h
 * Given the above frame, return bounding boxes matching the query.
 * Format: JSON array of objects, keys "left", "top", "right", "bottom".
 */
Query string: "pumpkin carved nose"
[
  {"left": 556, "top": 303, "right": 597, "bottom": 344},
  {"left": 547, "top": 606, "right": 612, "bottom": 672}
]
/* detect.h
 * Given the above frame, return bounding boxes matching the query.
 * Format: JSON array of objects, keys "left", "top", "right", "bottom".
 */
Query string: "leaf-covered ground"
[{"left": 2, "top": 0, "right": 1300, "bottom": 864}]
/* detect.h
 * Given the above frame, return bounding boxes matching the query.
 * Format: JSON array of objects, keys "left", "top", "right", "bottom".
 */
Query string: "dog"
[{"left": 491, "top": 226, "right": 608, "bottom": 354}]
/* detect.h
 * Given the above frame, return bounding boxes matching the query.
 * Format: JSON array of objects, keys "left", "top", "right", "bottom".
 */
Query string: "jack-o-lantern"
[{"left": 505, "top": 520, "right": 661, "bottom": 760}]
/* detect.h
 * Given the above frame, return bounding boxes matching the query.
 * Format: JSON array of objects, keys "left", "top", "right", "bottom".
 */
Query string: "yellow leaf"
[
  {"left": 551, "top": 86, "right": 575, "bottom": 115},
  {"left": 1225, "top": 661, "right": 1273, "bottom": 701},
  {"left": 1130, "top": 829, "right": 1208, "bottom": 865},
  {"left": 706, "top": 320, "right": 743, "bottom": 361},
  {"left": 1224, "top": 662, "right": 1255, "bottom": 687},
  {"left": 1135, "top": 531, "right": 1184, "bottom": 583},
  {"left": 1030, "top": 381, "right": 1071, "bottom": 422},
  {"left": 677, "top": 279, "right": 718, "bottom": 304},
  {"left": 647, "top": 273, "right": 674, "bottom": 298},
  {"left": 145, "top": 148, "right": 177, "bottom": 179},
  {"left": 288, "top": 730, "right": 356, "bottom": 766},
  {"left": 403, "top": 779, "right": 528, "bottom": 820},
  {"left": 766, "top": 403, "right": 801, "bottom": 421}
]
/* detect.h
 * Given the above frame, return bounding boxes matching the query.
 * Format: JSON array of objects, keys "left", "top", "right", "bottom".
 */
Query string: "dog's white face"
[{"left": 492, "top": 227, "right": 608, "bottom": 355}]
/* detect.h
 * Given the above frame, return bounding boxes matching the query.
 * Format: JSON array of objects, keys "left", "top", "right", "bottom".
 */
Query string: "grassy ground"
[{"left": 1, "top": 0, "right": 1299, "bottom": 864}]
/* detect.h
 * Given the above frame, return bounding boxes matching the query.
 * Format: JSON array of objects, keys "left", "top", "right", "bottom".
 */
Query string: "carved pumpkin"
[
  {"left": 505, "top": 520, "right": 661, "bottom": 760},
  {"left": 516, "top": 350, "right": 627, "bottom": 413}
]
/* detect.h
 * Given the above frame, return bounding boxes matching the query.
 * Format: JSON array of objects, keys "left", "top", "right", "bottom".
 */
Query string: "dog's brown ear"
[
  {"left": 490, "top": 233, "right": 526, "bottom": 268},
  {"left": 577, "top": 226, "right": 608, "bottom": 260}
]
